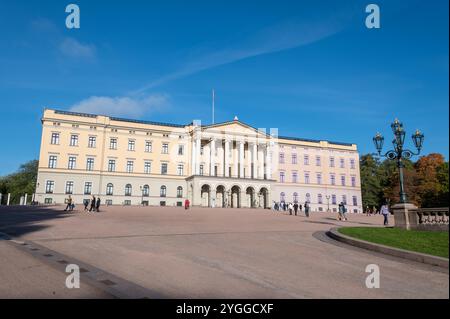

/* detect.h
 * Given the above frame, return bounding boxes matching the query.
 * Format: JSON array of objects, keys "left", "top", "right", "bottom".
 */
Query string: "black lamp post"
[{"left": 373, "top": 119, "right": 424, "bottom": 204}]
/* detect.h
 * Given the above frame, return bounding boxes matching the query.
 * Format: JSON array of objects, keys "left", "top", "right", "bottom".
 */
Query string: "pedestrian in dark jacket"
[
  {"left": 95, "top": 197, "right": 101, "bottom": 212},
  {"left": 89, "top": 195, "right": 96, "bottom": 212},
  {"left": 293, "top": 203, "right": 299, "bottom": 216},
  {"left": 304, "top": 201, "right": 310, "bottom": 217}
]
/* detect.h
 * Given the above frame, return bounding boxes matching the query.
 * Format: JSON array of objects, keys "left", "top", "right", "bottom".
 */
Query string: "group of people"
[
  {"left": 63, "top": 195, "right": 101, "bottom": 213},
  {"left": 273, "top": 201, "right": 311, "bottom": 217}
]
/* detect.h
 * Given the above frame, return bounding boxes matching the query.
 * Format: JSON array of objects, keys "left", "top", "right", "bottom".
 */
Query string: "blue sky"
[{"left": 0, "top": 0, "right": 448, "bottom": 175}]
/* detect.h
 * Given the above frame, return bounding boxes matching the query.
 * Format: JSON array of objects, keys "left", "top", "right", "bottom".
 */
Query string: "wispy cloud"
[
  {"left": 59, "top": 37, "right": 96, "bottom": 59},
  {"left": 131, "top": 13, "right": 350, "bottom": 95},
  {"left": 69, "top": 94, "right": 170, "bottom": 117}
]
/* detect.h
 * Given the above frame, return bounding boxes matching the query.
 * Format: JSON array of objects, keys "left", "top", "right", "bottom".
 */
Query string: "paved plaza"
[{"left": 0, "top": 205, "right": 448, "bottom": 298}]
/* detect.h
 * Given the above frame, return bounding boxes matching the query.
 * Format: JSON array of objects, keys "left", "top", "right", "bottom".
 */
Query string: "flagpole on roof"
[{"left": 212, "top": 89, "right": 215, "bottom": 124}]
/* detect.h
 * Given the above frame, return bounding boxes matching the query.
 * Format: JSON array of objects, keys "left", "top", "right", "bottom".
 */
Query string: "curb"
[{"left": 327, "top": 227, "right": 449, "bottom": 269}]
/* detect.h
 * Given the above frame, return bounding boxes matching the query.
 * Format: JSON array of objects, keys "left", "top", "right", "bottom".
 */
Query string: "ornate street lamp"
[{"left": 373, "top": 119, "right": 424, "bottom": 204}]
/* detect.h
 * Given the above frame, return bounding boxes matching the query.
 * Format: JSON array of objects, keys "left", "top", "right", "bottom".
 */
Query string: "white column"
[
  {"left": 195, "top": 138, "right": 201, "bottom": 174},
  {"left": 233, "top": 141, "right": 238, "bottom": 177},
  {"left": 7, "top": 193, "right": 11, "bottom": 206},
  {"left": 252, "top": 143, "right": 257, "bottom": 179},
  {"left": 265, "top": 144, "right": 271, "bottom": 179},
  {"left": 191, "top": 136, "right": 197, "bottom": 175},
  {"left": 224, "top": 139, "right": 230, "bottom": 177},
  {"left": 210, "top": 139, "right": 216, "bottom": 176},
  {"left": 239, "top": 141, "right": 244, "bottom": 178},
  {"left": 258, "top": 144, "right": 264, "bottom": 179},
  {"left": 204, "top": 142, "right": 210, "bottom": 175},
  {"left": 24, "top": 193, "right": 28, "bottom": 205},
  {"left": 246, "top": 143, "right": 252, "bottom": 178}
]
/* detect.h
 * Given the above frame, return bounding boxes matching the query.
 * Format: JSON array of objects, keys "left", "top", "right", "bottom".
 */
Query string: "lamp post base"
[{"left": 392, "top": 202, "right": 418, "bottom": 230}]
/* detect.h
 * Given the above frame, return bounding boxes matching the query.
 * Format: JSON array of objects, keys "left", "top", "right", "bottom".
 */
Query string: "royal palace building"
[{"left": 35, "top": 109, "right": 362, "bottom": 213}]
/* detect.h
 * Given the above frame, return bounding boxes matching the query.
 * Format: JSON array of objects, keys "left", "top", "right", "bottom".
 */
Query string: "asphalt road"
[{"left": 0, "top": 205, "right": 448, "bottom": 298}]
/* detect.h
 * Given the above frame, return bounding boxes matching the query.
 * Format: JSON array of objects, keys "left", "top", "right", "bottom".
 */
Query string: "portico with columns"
[{"left": 187, "top": 117, "right": 275, "bottom": 208}]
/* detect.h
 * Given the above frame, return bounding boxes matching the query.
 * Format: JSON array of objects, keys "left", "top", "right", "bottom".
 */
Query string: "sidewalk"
[{"left": 0, "top": 241, "right": 111, "bottom": 298}]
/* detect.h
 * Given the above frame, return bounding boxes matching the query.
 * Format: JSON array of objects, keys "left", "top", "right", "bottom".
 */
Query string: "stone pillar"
[
  {"left": 392, "top": 203, "right": 418, "bottom": 230},
  {"left": 233, "top": 141, "right": 238, "bottom": 178},
  {"left": 239, "top": 141, "right": 244, "bottom": 178},
  {"left": 0, "top": 193, "right": 2, "bottom": 205},
  {"left": 265, "top": 145, "right": 271, "bottom": 179},
  {"left": 224, "top": 139, "right": 230, "bottom": 177},
  {"left": 258, "top": 144, "right": 264, "bottom": 179},
  {"left": 246, "top": 143, "right": 252, "bottom": 178},
  {"left": 7, "top": 193, "right": 11, "bottom": 206},
  {"left": 195, "top": 137, "right": 201, "bottom": 175},
  {"left": 24, "top": 193, "right": 28, "bottom": 205},
  {"left": 252, "top": 143, "right": 257, "bottom": 179},
  {"left": 210, "top": 139, "right": 216, "bottom": 176},
  {"left": 191, "top": 136, "right": 197, "bottom": 175}
]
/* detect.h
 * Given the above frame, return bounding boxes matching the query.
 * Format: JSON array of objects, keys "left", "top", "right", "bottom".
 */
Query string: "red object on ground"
[{"left": 184, "top": 199, "right": 190, "bottom": 209}]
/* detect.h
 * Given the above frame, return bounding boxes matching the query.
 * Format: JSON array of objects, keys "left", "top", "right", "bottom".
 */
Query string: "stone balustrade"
[{"left": 393, "top": 203, "right": 449, "bottom": 231}]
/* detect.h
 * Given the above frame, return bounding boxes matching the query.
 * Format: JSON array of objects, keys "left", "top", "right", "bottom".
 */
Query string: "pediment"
[{"left": 202, "top": 121, "right": 268, "bottom": 138}]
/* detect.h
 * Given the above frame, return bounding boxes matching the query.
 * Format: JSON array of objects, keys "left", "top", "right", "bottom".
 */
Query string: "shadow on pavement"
[{"left": 0, "top": 205, "right": 70, "bottom": 238}]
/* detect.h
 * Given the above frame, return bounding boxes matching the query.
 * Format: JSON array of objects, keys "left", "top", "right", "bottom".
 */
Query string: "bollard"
[
  {"left": 7, "top": 193, "right": 11, "bottom": 206},
  {"left": 24, "top": 193, "right": 28, "bottom": 205}
]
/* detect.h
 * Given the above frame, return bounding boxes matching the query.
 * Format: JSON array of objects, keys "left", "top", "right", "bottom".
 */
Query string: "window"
[
  {"left": 318, "top": 194, "right": 323, "bottom": 204},
  {"left": 177, "top": 164, "right": 184, "bottom": 176},
  {"left": 125, "top": 184, "right": 132, "bottom": 196},
  {"left": 199, "top": 165, "right": 204, "bottom": 176},
  {"left": 70, "top": 135, "right": 78, "bottom": 146},
  {"left": 177, "top": 186, "right": 183, "bottom": 198},
  {"left": 65, "top": 181, "right": 74, "bottom": 194},
  {"left": 86, "top": 158, "right": 94, "bottom": 171},
  {"left": 48, "top": 155, "right": 57, "bottom": 168},
  {"left": 161, "top": 163, "right": 168, "bottom": 175},
  {"left": 304, "top": 155, "right": 309, "bottom": 165},
  {"left": 108, "top": 159, "right": 116, "bottom": 172},
  {"left": 279, "top": 172, "right": 285, "bottom": 183},
  {"left": 292, "top": 171, "right": 298, "bottom": 183},
  {"left": 280, "top": 192, "right": 285, "bottom": 202},
  {"left": 342, "top": 195, "right": 347, "bottom": 205},
  {"left": 315, "top": 173, "right": 321, "bottom": 184},
  {"left": 178, "top": 145, "right": 184, "bottom": 155},
  {"left": 145, "top": 141, "right": 152, "bottom": 153},
  {"left": 340, "top": 158, "right": 345, "bottom": 168},
  {"left": 68, "top": 157, "right": 76, "bottom": 170},
  {"left": 352, "top": 196, "right": 358, "bottom": 206},
  {"left": 88, "top": 136, "right": 96, "bottom": 148},
  {"left": 144, "top": 161, "right": 151, "bottom": 174},
  {"left": 293, "top": 192, "right": 298, "bottom": 203},
  {"left": 106, "top": 183, "right": 114, "bottom": 195},
  {"left": 350, "top": 159, "right": 356, "bottom": 169},
  {"left": 110, "top": 138, "right": 117, "bottom": 150},
  {"left": 304, "top": 172, "right": 310, "bottom": 184},
  {"left": 330, "top": 174, "right": 336, "bottom": 185},
  {"left": 162, "top": 143, "right": 169, "bottom": 154},
  {"left": 306, "top": 193, "right": 311, "bottom": 203},
  {"left": 330, "top": 157, "right": 335, "bottom": 167},
  {"left": 351, "top": 176, "right": 356, "bottom": 187},
  {"left": 45, "top": 181, "right": 54, "bottom": 194},
  {"left": 44, "top": 198, "right": 53, "bottom": 204},
  {"left": 142, "top": 185, "right": 149, "bottom": 197},
  {"left": 51, "top": 133, "right": 60, "bottom": 145},
  {"left": 341, "top": 175, "right": 346, "bottom": 186},
  {"left": 279, "top": 153, "right": 285, "bottom": 164},
  {"left": 160, "top": 185, "right": 167, "bottom": 197},
  {"left": 316, "top": 156, "right": 321, "bottom": 166},
  {"left": 126, "top": 160, "right": 134, "bottom": 173},
  {"left": 128, "top": 140, "right": 135, "bottom": 151},
  {"left": 84, "top": 182, "right": 92, "bottom": 195},
  {"left": 292, "top": 154, "right": 297, "bottom": 164},
  {"left": 331, "top": 194, "right": 337, "bottom": 205},
  {"left": 105, "top": 199, "right": 113, "bottom": 206},
  {"left": 124, "top": 200, "right": 131, "bottom": 206}
]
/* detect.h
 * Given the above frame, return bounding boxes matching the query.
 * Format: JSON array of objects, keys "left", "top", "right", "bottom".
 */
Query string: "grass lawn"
[{"left": 339, "top": 227, "right": 449, "bottom": 258}]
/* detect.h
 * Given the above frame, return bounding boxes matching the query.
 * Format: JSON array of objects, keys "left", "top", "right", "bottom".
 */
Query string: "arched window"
[
  {"left": 160, "top": 185, "right": 167, "bottom": 197},
  {"left": 293, "top": 192, "right": 298, "bottom": 203},
  {"left": 177, "top": 186, "right": 183, "bottom": 198},
  {"left": 318, "top": 194, "right": 323, "bottom": 204},
  {"left": 106, "top": 183, "right": 114, "bottom": 195},
  {"left": 280, "top": 192, "right": 285, "bottom": 202},
  {"left": 306, "top": 193, "right": 311, "bottom": 203},
  {"left": 125, "top": 184, "right": 132, "bottom": 196},
  {"left": 142, "top": 184, "right": 149, "bottom": 197}
]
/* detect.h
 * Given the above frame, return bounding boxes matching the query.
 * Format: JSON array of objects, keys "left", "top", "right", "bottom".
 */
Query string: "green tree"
[
  {"left": 360, "top": 154, "right": 383, "bottom": 210},
  {"left": 0, "top": 160, "right": 38, "bottom": 204}
]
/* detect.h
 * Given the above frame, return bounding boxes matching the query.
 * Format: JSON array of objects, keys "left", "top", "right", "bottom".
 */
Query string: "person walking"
[
  {"left": 95, "top": 197, "right": 101, "bottom": 212},
  {"left": 293, "top": 202, "right": 299, "bottom": 216},
  {"left": 338, "top": 202, "right": 345, "bottom": 221},
  {"left": 184, "top": 199, "right": 190, "bottom": 210},
  {"left": 380, "top": 202, "right": 390, "bottom": 226},
  {"left": 84, "top": 199, "right": 89, "bottom": 211},
  {"left": 304, "top": 201, "right": 310, "bottom": 218},
  {"left": 89, "top": 195, "right": 96, "bottom": 212},
  {"left": 64, "top": 196, "right": 72, "bottom": 211},
  {"left": 288, "top": 202, "right": 293, "bottom": 215}
]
